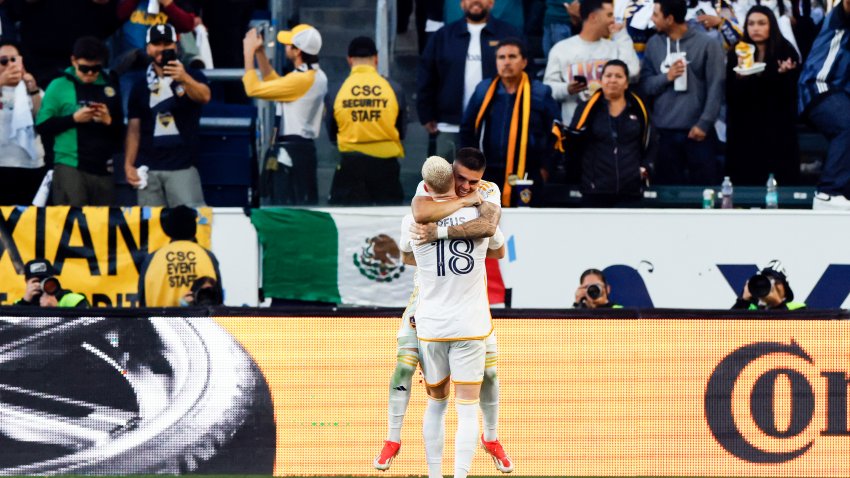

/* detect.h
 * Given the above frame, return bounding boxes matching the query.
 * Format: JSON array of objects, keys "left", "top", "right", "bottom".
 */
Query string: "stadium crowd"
[{"left": 0, "top": 0, "right": 847, "bottom": 209}]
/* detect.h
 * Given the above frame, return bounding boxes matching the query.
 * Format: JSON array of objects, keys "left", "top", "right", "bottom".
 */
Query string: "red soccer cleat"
[
  {"left": 481, "top": 435, "right": 514, "bottom": 473},
  {"left": 373, "top": 440, "right": 401, "bottom": 471}
]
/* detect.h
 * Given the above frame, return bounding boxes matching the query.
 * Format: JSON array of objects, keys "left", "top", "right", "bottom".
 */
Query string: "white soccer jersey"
[
  {"left": 399, "top": 210, "right": 492, "bottom": 341},
  {"left": 414, "top": 179, "right": 502, "bottom": 206}
]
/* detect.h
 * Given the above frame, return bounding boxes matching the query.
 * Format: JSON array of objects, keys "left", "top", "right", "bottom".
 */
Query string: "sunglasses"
[
  {"left": 0, "top": 56, "right": 18, "bottom": 66},
  {"left": 77, "top": 64, "right": 103, "bottom": 74}
]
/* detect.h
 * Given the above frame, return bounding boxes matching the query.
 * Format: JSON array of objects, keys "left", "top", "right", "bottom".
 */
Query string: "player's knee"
[
  {"left": 391, "top": 351, "right": 418, "bottom": 387},
  {"left": 483, "top": 366, "right": 498, "bottom": 384}
]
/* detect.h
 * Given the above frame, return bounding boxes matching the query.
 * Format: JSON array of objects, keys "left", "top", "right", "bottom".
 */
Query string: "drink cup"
[
  {"left": 671, "top": 52, "right": 687, "bottom": 92},
  {"left": 514, "top": 179, "right": 534, "bottom": 207}
]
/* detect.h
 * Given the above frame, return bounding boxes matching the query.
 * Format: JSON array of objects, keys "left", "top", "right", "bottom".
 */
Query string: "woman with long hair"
[{"left": 725, "top": 5, "right": 801, "bottom": 186}]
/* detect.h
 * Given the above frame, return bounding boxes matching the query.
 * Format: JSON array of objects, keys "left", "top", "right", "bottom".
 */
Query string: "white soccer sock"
[
  {"left": 386, "top": 351, "right": 418, "bottom": 442},
  {"left": 480, "top": 361, "right": 499, "bottom": 441},
  {"left": 423, "top": 395, "right": 448, "bottom": 478},
  {"left": 455, "top": 399, "right": 480, "bottom": 478}
]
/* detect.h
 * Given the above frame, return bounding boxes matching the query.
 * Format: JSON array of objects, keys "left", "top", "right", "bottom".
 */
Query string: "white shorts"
[
  {"left": 418, "top": 339, "right": 486, "bottom": 386},
  {"left": 397, "top": 294, "right": 498, "bottom": 355}
]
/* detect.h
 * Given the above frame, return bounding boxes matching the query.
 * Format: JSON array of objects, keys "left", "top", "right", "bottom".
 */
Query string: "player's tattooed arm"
[
  {"left": 411, "top": 192, "right": 482, "bottom": 223},
  {"left": 410, "top": 202, "right": 501, "bottom": 244}
]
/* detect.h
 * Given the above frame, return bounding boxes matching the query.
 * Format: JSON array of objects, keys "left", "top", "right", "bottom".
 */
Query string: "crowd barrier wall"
[
  {"left": 0, "top": 308, "right": 847, "bottom": 477},
  {"left": 3, "top": 207, "right": 850, "bottom": 310}
]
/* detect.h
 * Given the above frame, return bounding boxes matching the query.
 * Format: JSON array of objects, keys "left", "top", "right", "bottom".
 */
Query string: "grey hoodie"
[{"left": 639, "top": 26, "right": 725, "bottom": 132}]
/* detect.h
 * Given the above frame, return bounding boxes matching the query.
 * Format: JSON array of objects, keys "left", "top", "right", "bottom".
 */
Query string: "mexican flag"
[{"left": 251, "top": 208, "right": 415, "bottom": 306}]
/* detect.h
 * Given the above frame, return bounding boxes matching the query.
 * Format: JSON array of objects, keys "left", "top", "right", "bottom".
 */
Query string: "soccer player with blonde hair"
[{"left": 375, "top": 149, "right": 513, "bottom": 475}]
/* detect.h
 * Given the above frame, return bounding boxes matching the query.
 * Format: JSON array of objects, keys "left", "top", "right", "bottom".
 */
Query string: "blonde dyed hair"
[{"left": 421, "top": 155, "right": 454, "bottom": 194}]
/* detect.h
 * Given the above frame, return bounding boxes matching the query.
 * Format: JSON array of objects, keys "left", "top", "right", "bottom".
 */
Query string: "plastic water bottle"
[
  {"left": 765, "top": 173, "right": 778, "bottom": 209},
  {"left": 720, "top": 176, "right": 733, "bottom": 209}
]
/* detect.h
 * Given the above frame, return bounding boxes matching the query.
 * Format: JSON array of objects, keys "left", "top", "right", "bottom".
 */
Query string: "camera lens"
[
  {"left": 587, "top": 284, "right": 602, "bottom": 300},
  {"left": 748, "top": 274, "right": 772, "bottom": 299},
  {"left": 41, "top": 277, "right": 60, "bottom": 295}
]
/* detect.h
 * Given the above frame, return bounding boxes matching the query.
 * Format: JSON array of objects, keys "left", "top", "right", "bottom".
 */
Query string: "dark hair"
[
  {"left": 348, "top": 36, "right": 378, "bottom": 58},
  {"left": 602, "top": 59, "right": 629, "bottom": 78},
  {"left": 0, "top": 40, "right": 21, "bottom": 55},
  {"left": 496, "top": 37, "right": 527, "bottom": 59},
  {"left": 301, "top": 52, "right": 320, "bottom": 65},
  {"left": 580, "top": 0, "right": 613, "bottom": 21},
  {"left": 161, "top": 206, "right": 198, "bottom": 241},
  {"left": 654, "top": 0, "right": 687, "bottom": 24},
  {"left": 742, "top": 6, "right": 798, "bottom": 66},
  {"left": 72, "top": 36, "right": 108, "bottom": 62},
  {"left": 580, "top": 268, "right": 608, "bottom": 286},
  {"left": 454, "top": 147, "right": 487, "bottom": 172}
]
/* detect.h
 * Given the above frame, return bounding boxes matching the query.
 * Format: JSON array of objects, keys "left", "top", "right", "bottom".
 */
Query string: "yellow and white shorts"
[
  {"left": 397, "top": 294, "right": 498, "bottom": 354},
  {"left": 418, "top": 339, "right": 486, "bottom": 386}
]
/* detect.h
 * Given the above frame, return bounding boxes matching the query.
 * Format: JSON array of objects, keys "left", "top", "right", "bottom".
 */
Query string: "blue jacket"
[
  {"left": 417, "top": 18, "right": 522, "bottom": 126},
  {"left": 799, "top": 5, "right": 850, "bottom": 114},
  {"left": 460, "top": 78, "right": 562, "bottom": 172}
]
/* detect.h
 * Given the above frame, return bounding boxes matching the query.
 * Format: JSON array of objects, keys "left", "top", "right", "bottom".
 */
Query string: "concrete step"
[
  {"left": 301, "top": 7, "right": 375, "bottom": 27},
  {"left": 318, "top": 29, "right": 377, "bottom": 57}
]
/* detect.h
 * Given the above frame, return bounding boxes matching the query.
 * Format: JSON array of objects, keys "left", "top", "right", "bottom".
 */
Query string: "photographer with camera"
[
  {"left": 124, "top": 23, "right": 210, "bottom": 208},
  {"left": 732, "top": 260, "right": 806, "bottom": 310},
  {"left": 14, "top": 259, "right": 89, "bottom": 308},
  {"left": 180, "top": 276, "right": 223, "bottom": 306},
  {"left": 36, "top": 36, "right": 123, "bottom": 206},
  {"left": 573, "top": 268, "right": 622, "bottom": 308}
]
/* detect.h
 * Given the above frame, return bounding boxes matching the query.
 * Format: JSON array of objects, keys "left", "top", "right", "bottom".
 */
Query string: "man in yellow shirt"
[
  {"left": 326, "top": 36, "right": 406, "bottom": 205},
  {"left": 242, "top": 24, "right": 327, "bottom": 205}
]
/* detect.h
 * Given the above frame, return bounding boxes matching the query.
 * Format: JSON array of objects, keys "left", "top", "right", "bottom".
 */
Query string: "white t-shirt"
[
  {"left": 437, "top": 22, "right": 487, "bottom": 134},
  {"left": 399, "top": 209, "right": 492, "bottom": 341},
  {"left": 0, "top": 85, "right": 44, "bottom": 169}
]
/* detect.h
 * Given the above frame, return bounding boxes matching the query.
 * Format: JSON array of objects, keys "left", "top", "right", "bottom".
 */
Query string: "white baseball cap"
[{"left": 277, "top": 24, "right": 322, "bottom": 55}]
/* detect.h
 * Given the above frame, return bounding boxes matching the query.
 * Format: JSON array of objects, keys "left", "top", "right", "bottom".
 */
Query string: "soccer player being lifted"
[{"left": 374, "top": 148, "right": 513, "bottom": 474}]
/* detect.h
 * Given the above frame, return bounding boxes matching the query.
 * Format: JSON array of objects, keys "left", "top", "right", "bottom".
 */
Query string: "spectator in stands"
[
  {"left": 567, "top": 60, "right": 654, "bottom": 207},
  {"left": 726, "top": 6, "right": 799, "bottom": 186},
  {"left": 10, "top": 0, "right": 119, "bottom": 88},
  {"left": 124, "top": 24, "right": 210, "bottom": 207},
  {"left": 799, "top": 0, "right": 850, "bottom": 210},
  {"left": 542, "top": 0, "right": 580, "bottom": 58},
  {"left": 732, "top": 260, "right": 806, "bottom": 310},
  {"left": 688, "top": 0, "right": 744, "bottom": 51},
  {"left": 573, "top": 268, "right": 622, "bottom": 308},
  {"left": 242, "top": 25, "right": 326, "bottom": 205},
  {"left": 616, "top": 0, "right": 656, "bottom": 59},
  {"left": 138, "top": 206, "right": 222, "bottom": 307},
  {"left": 418, "top": 0, "right": 521, "bottom": 160},
  {"left": 639, "top": 0, "right": 724, "bottom": 185},
  {"left": 15, "top": 259, "right": 89, "bottom": 308},
  {"left": 461, "top": 38, "right": 561, "bottom": 206},
  {"left": 115, "top": 0, "right": 198, "bottom": 59},
  {"left": 326, "top": 37, "right": 406, "bottom": 205},
  {"left": 544, "top": 0, "right": 640, "bottom": 126},
  {"left": 0, "top": 41, "right": 46, "bottom": 206},
  {"left": 443, "top": 0, "right": 525, "bottom": 32},
  {"left": 36, "top": 37, "right": 123, "bottom": 206}
]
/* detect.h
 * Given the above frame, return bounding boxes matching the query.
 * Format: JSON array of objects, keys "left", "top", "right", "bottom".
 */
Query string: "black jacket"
[
  {"left": 416, "top": 17, "right": 521, "bottom": 126},
  {"left": 567, "top": 90, "right": 655, "bottom": 196}
]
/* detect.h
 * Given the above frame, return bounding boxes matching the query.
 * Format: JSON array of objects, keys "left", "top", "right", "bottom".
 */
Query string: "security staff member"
[
  {"left": 732, "top": 260, "right": 806, "bottom": 311},
  {"left": 326, "top": 36, "right": 406, "bottom": 205},
  {"left": 15, "top": 259, "right": 89, "bottom": 308},
  {"left": 138, "top": 206, "right": 222, "bottom": 307},
  {"left": 242, "top": 24, "right": 327, "bottom": 205}
]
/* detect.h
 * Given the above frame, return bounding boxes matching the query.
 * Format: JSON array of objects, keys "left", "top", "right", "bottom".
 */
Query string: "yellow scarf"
[{"left": 474, "top": 73, "right": 531, "bottom": 206}]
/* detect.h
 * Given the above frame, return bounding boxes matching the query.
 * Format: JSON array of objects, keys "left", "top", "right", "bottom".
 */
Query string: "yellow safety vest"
[
  {"left": 333, "top": 64, "right": 403, "bottom": 158},
  {"left": 139, "top": 241, "right": 220, "bottom": 307}
]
